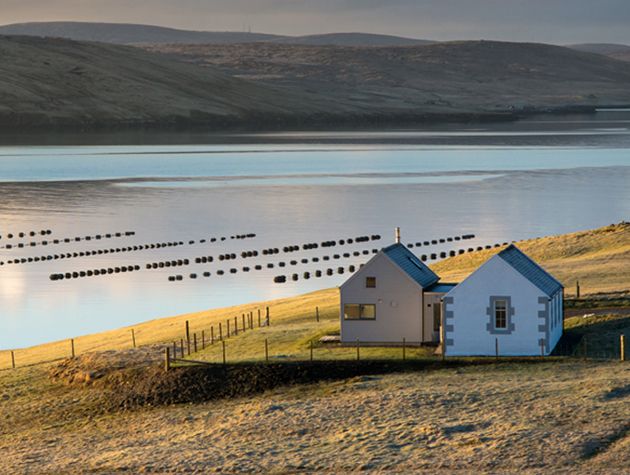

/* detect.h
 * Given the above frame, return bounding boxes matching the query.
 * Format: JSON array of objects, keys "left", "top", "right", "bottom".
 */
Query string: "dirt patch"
[{"left": 48, "top": 345, "right": 164, "bottom": 385}]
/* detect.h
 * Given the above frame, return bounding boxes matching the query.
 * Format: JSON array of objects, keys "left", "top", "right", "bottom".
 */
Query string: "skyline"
[{"left": 1, "top": 0, "right": 629, "bottom": 45}]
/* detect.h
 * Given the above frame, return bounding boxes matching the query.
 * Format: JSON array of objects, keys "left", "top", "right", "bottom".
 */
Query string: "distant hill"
[
  {"left": 147, "top": 40, "right": 630, "bottom": 112},
  {"left": 270, "top": 32, "right": 433, "bottom": 46},
  {"left": 569, "top": 43, "right": 630, "bottom": 62},
  {"left": 0, "top": 35, "right": 338, "bottom": 129},
  {"left": 2, "top": 35, "right": 630, "bottom": 130},
  {"left": 0, "top": 22, "right": 431, "bottom": 46},
  {"left": 0, "top": 22, "right": 284, "bottom": 45}
]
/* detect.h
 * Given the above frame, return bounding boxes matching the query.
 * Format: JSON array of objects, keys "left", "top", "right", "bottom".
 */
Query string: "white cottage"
[
  {"left": 340, "top": 232, "right": 456, "bottom": 345},
  {"left": 339, "top": 234, "right": 564, "bottom": 356},
  {"left": 443, "top": 244, "right": 563, "bottom": 356}
]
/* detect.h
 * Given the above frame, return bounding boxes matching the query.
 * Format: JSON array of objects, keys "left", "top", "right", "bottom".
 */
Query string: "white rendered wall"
[
  {"left": 444, "top": 256, "right": 549, "bottom": 356},
  {"left": 340, "top": 253, "right": 423, "bottom": 344}
]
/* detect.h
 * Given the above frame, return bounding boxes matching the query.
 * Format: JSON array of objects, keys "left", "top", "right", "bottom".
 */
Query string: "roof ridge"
[{"left": 498, "top": 244, "right": 563, "bottom": 296}]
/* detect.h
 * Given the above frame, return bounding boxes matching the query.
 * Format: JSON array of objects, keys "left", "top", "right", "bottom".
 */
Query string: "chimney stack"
[{"left": 395, "top": 227, "right": 401, "bottom": 244}]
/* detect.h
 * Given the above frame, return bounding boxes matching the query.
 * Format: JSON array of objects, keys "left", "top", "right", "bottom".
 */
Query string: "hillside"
[
  {"left": 0, "top": 22, "right": 432, "bottom": 46},
  {"left": 0, "top": 35, "right": 336, "bottom": 129},
  {"left": 570, "top": 43, "right": 630, "bottom": 62},
  {"left": 147, "top": 40, "right": 630, "bottom": 113},
  {"left": 3, "top": 35, "right": 630, "bottom": 129},
  {"left": 432, "top": 222, "right": 630, "bottom": 296},
  {"left": 0, "top": 21, "right": 284, "bottom": 44}
]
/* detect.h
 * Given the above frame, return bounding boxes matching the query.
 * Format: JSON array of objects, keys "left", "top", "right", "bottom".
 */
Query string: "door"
[{"left": 433, "top": 302, "right": 441, "bottom": 341}]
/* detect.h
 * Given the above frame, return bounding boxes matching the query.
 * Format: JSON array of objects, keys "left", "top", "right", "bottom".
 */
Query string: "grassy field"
[{"left": 2, "top": 222, "right": 629, "bottom": 370}]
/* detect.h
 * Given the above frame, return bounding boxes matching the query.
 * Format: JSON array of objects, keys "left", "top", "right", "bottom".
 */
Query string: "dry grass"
[
  {"left": 433, "top": 222, "right": 630, "bottom": 296},
  {"left": 0, "top": 360, "right": 628, "bottom": 472}
]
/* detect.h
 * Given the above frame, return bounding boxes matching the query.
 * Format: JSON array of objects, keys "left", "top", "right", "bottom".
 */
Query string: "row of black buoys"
[
  {"left": 6, "top": 244, "right": 156, "bottom": 265},
  {"left": 230, "top": 233, "right": 256, "bottom": 240},
  {"left": 273, "top": 264, "right": 363, "bottom": 283},
  {"left": 49, "top": 264, "right": 141, "bottom": 281},
  {"left": 240, "top": 250, "right": 259, "bottom": 258},
  {"left": 0, "top": 229, "right": 52, "bottom": 240},
  {"left": 405, "top": 234, "right": 476, "bottom": 249},
  {"left": 218, "top": 253, "right": 237, "bottom": 261},
  {"left": 195, "top": 256, "right": 214, "bottom": 264},
  {"left": 262, "top": 248, "right": 280, "bottom": 255},
  {"left": 3, "top": 231, "right": 135, "bottom": 249},
  {"left": 146, "top": 259, "right": 190, "bottom": 269}
]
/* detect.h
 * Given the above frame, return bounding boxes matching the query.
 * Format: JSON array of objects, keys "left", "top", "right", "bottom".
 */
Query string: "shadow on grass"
[{"left": 554, "top": 314, "right": 630, "bottom": 358}]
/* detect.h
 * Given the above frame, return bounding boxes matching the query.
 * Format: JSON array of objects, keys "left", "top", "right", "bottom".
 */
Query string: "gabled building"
[
  {"left": 443, "top": 244, "right": 563, "bottom": 356},
  {"left": 340, "top": 229, "right": 454, "bottom": 345},
  {"left": 339, "top": 230, "right": 563, "bottom": 356}
]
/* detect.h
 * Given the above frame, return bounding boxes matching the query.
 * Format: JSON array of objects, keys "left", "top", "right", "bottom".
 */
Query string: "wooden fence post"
[
  {"left": 310, "top": 339, "right": 314, "bottom": 362},
  {"left": 187, "top": 333, "right": 191, "bottom": 355},
  {"left": 222, "top": 340, "right": 226, "bottom": 365},
  {"left": 193, "top": 333, "right": 197, "bottom": 353},
  {"left": 242, "top": 313, "right": 246, "bottom": 332},
  {"left": 172, "top": 341, "right": 177, "bottom": 358},
  {"left": 131, "top": 329, "right": 136, "bottom": 348},
  {"left": 265, "top": 338, "right": 269, "bottom": 363},
  {"left": 316, "top": 306, "right": 320, "bottom": 322},
  {"left": 11, "top": 350, "right": 15, "bottom": 369},
  {"left": 185, "top": 320, "right": 190, "bottom": 343},
  {"left": 180, "top": 339, "right": 184, "bottom": 358},
  {"left": 250, "top": 312, "right": 254, "bottom": 329},
  {"left": 219, "top": 323, "right": 223, "bottom": 340},
  {"left": 576, "top": 280, "right": 580, "bottom": 298},
  {"left": 211, "top": 326, "right": 215, "bottom": 345},
  {"left": 226, "top": 319, "right": 230, "bottom": 338},
  {"left": 621, "top": 334, "right": 625, "bottom": 362},
  {"left": 164, "top": 347, "right": 170, "bottom": 372},
  {"left": 70, "top": 338, "right": 75, "bottom": 358},
  {"left": 266, "top": 306, "right": 270, "bottom": 326},
  {"left": 234, "top": 316, "right": 238, "bottom": 335},
  {"left": 495, "top": 338, "right": 499, "bottom": 360},
  {"left": 356, "top": 339, "right": 360, "bottom": 361},
  {"left": 202, "top": 330, "right": 205, "bottom": 350},
  {"left": 402, "top": 338, "right": 406, "bottom": 361},
  {"left": 258, "top": 309, "right": 261, "bottom": 327}
]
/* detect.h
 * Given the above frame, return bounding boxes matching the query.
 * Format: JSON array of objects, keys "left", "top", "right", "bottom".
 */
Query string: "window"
[
  {"left": 494, "top": 299, "right": 507, "bottom": 329},
  {"left": 365, "top": 277, "right": 376, "bottom": 288},
  {"left": 344, "top": 304, "right": 376, "bottom": 320}
]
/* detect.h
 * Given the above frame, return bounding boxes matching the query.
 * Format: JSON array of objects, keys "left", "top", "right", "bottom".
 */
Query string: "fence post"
[
  {"left": 356, "top": 339, "right": 360, "bottom": 361},
  {"left": 266, "top": 306, "right": 270, "bottom": 326},
  {"left": 576, "top": 280, "right": 580, "bottom": 298},
  {"left": 310, "top": 339, "right": 314, "bottom": 362},
  {"left": 219, "top": 322, "right": 223, "bottom": 340},
  {"left": 234, "top": 316, "right": 238, "bottom": 335},
  {"left": 11, "top": 350, "right": 15, "bottom": 369},
  {"left": 222, "top": 340, "right": 226, "bottom": 365},
  {"left": 242, "top": 313, "right": 246, "bottom": 332},
  {"left": 187, "top": 333, "right": 191, "bottom": 355},
  {"left": 621, "top": 334, "right": 625, "bottom": 362},
  {"left": 164, "top": 347, "right": 170, "bottom": 372},
  {"left": 193, "top": 333, "right": 197, "bottom": 353},
  {"left": 185, "top": 320, "right": 190, "bottom": 344},
  {"left": 180, "top": 339, "right": 184, "bottom": 358},
  {"left": 250, "top": 312, "right": 254, "bottom": 329},
  {"left": 172, "top": 341, "right": 177, "bottom": 358},
  {"left": 402, "top": 338, "right": 406, "bottom": 361},
  {"left": 495, "top": 338, "right": 499, "bottom": 360},
  {"left": 265, "top": 338, "right": 269, "bottom": 363},
  {"left": 226, "top": 319, "right": 230, "bottom": 338},
  {"left": 70, "top": 338, "right": 75, "bottom": 358},
  {"left": 202, "top": 330, "right": 205, "bottom": 350},
  {"left": 211, "top": 326, "right": 215, "bottom": 345},
  {"left": 316, "top": 306, "right": 320, "bottom": 322},
  {"left": 258, "top": 309, "right": 261, "bottom": 327},
  {"left": 131, "top": 329, "right": 136, "bottom": 348}
]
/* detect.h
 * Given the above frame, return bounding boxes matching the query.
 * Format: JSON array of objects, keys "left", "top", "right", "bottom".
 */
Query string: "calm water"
[{"left": 1, "top": 110, "right": 630, "bottom": 348}]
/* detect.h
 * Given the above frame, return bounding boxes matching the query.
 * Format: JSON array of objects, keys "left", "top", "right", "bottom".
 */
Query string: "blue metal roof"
[
  {"left": 383, "top": 243, "right": 439, "bottom": 288},
  {"left": 498, "top": 244, "right": 563, "bottom": 297},
  {"left": 425, "top": 282, "right": 458, "bottom": 293}
]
